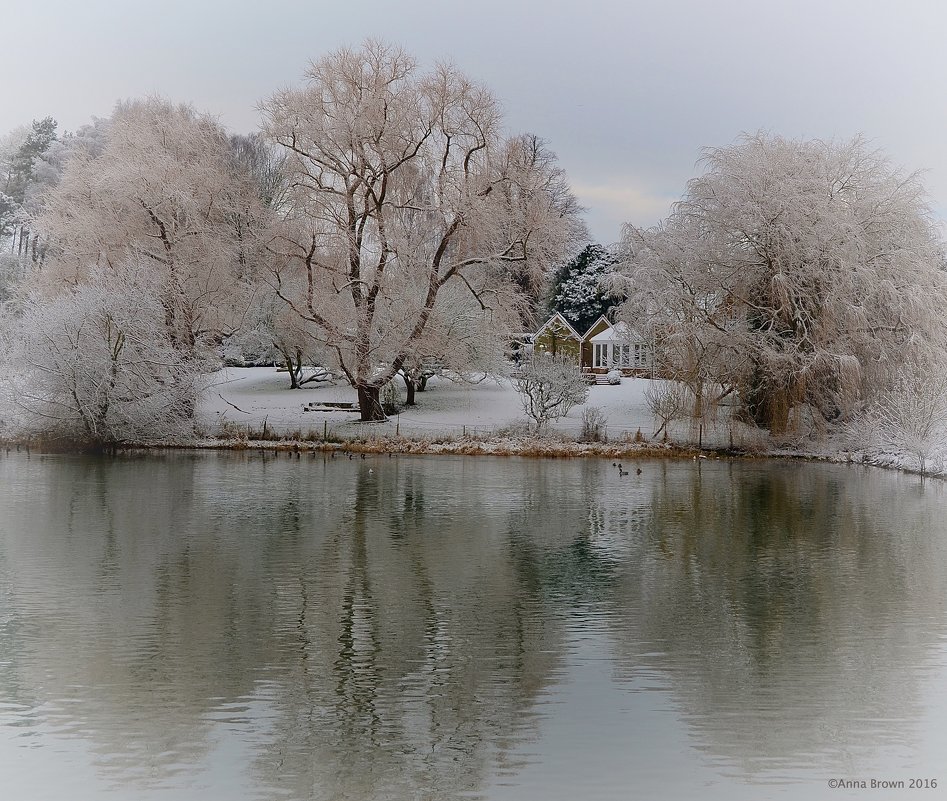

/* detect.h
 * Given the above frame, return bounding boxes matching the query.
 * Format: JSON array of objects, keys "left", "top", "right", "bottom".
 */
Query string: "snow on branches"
[
  {"left": 512, "top": 354, "right": 589, "bottom": 433},
  {"left": 847, "top": 371, "right": 947, "bottom": 475},
  {"left": 38, "top": 98, "right": 264, "bottom": 358},
  {"left": 615, "top": 133, "right": 947, "bottom": 437},
  {"left": 3, "top": 264, "right": 201, "bottom": 446},
  {"left": 261, "top": 40, "right": 585, "bottom": 420}
]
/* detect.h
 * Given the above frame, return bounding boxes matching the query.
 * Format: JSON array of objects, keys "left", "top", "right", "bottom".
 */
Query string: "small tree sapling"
[{"left": 513, "top": 354, "right": 589, "bottom": 433}]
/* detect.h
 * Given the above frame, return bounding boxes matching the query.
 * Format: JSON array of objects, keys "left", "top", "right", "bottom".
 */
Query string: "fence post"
[{"left": 323, "top": 419, "right": 328, "bottom": 440}]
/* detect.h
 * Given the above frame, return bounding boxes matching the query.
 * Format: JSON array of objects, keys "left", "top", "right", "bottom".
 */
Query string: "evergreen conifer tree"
[{"left": 548, "top": 243, "right": 621, "bottom": 334}]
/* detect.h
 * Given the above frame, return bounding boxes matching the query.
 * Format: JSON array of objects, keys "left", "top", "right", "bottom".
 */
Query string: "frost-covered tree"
[
  {"left": 644, "top": 380, "right": 689, "bottom": 440},
  {"left": 228, "top": 132, "right": 288, "bottom": 216},
  {"left": 848, "top": 371, "right": 947, "bottom": 475},
  {"left": 221, "top": 132, "right": 329, "bottom": 387},
  {"left": 38, "top": 98, "right": 262, "bottom": 358},
  {"left": 615, "top": 133, "right": 947, "bottom": 436},
  {"left": 262, "top": 40, "right": 585, "bottom": 420},
  {"left": 6, "top": 117, "right": 57, "bottom": 195},
  {"left": 396, "top": 282, "right": 518, "bottom": 405},
  {"left": 1, "top": 119, "right": 113, "bottom": 305},
  {"left": 513, "top": 354, "right": 589, "bottom": 432},
  {"left": 26, "top": 118, "right": 110, "bottom": 212},
  {"left": 1, "top": 118, "right": 58, "bottom": 256},
  {"left": 3, "top": 263, "right": 200, "bottom": 447},
  {"left": 0, "top": 252, "right": 31, "bottom": 302},
  {"left": 0, "top": 137, "right": 23, "bottom": 241},
  {"left": 548, "top": 243, "right": 619, "bottom": 334},
  {"left": 222, "top": 287, "right": 333, "bottom": 388}
]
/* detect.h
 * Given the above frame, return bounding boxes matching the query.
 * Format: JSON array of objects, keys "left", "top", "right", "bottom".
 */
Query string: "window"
[
  {"left": 632, "top": 343, "right": 649, "bottom": 367},
  {"left": 594, "top": 343, "right": 608, "bottom": 368}
]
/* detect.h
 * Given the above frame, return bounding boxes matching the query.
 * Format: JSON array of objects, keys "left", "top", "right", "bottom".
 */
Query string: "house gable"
[
  {"left": 533, "top": 312, "right": 582, "bottom": 360},
  {"left": 582, "top": 315, "right": 613, "bottom": 341}
]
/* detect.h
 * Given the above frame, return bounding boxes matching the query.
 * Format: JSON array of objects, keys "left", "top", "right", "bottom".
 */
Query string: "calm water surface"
[{"left": 1, "top": 452, "right": 946, "bottom": 800}]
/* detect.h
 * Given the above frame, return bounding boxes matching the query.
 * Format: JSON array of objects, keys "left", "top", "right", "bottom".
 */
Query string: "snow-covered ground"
[
  {"left": 5, "top": 363, "right": 939, "bottom": 475},
  {"left": 200, "top": 366, "right": 663, "bottom": 442}
]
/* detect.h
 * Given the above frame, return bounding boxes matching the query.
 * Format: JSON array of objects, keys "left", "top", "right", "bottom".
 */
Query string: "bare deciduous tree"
[
  {"left": 261, "top": 41, "right": 585, "bottom": 421},
  {"left": 644, "top": 380, "right": 689, "bottom": 440},
  {"left": 396, "top": 282, "right": 518, "bottom": 405},
  {"left": 513, "top": 354, "right": 589, "bottom": 433}
]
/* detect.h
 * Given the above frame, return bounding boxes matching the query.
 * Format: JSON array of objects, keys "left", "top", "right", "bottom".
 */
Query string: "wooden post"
[{"left": 323, "top": 420, "right": 328, "bottom": 440}]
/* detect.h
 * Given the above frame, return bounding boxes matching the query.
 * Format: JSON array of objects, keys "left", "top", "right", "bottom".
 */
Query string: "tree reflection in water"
[{"left": 0, "top": 453, "right": 945, "bottom": 799}]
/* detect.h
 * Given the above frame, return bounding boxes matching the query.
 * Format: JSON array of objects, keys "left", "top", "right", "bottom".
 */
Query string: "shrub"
[
  {"left": 644, "top": 380, "right": 689, "bottom": 440},
  {"left": 512, "top": 354, "right": 589, "bottom": 433},
  {"left": 3, "top": 264, "right": 201, "bottom": 446},
  {"left": 581, "top": 406, "right": 607, "bottom": 442}
]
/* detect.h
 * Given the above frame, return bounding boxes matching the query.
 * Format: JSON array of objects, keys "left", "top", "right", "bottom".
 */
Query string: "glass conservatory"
[{"left": 588, "top": 322, "right": 650, "bottom": 369}]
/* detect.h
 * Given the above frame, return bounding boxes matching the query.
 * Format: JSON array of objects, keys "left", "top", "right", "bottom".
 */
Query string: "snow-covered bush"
[
  {"left": 606, "top": 369, "right": 622, "bottom": 385},
  {"left": 4, "top": 264, "right": 202, "bottom": 446},
  {"left": 848, "top": 371, "right": 947, "bottom": 475},
  {"left": 580, "top": 406, "right": 607, "bottom": 442},
  {"left": 644, "top": 380, "right": 689, "bottom": 439},
  {"left": 512, "top": 354, "right": 589, "bottom": 433}
]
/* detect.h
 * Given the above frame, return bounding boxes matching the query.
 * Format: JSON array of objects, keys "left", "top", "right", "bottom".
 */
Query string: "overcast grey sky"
[{"left": 3, "top": 0, "right": 946, "bottom": 244}]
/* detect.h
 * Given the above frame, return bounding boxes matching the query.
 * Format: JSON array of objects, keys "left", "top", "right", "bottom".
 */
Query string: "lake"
[{"left": 1, "top": 451, "right": 945, "bottom": 800}]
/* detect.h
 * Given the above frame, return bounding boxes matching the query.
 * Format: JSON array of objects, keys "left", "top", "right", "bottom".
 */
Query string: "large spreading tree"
[
  {"left": 616, "top": 133, "right": 947, "bottom": 435},
  {"left": 38, "top": 98, "right": 263, "bottom": 359},
  {"left": 262, "top": 41, "right": 584, "bottom": 420}
]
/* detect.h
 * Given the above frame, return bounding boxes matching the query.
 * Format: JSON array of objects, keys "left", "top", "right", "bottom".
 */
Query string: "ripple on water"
[{"left": 0, "top": 453, "right": 946, "bottom": 800}]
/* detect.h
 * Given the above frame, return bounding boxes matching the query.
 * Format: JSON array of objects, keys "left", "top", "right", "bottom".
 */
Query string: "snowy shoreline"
[
  {"left": 4, "top": 425, "right": 943, "bottom": 479},
  {"left": 3, "top": 366, "right": 943, "bottom": 479},
  {"left": 10, "top": 433, "right": 941, "bottom": 485}
]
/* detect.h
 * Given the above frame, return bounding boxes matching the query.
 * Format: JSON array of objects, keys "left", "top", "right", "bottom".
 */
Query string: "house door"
[{"left": 594, "top": 343, "right": 608, "bottom": 368}]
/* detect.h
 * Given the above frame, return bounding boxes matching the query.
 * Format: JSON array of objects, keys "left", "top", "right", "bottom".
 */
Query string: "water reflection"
[
  {"left": 602, "top": 462, "right": 947, "bottom": 779},
  {"left": 0, "top": 453, "right": 945, "bottom": 799}
]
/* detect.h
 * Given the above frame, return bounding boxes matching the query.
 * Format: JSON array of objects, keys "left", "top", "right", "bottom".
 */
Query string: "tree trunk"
[
  {"left": 281, "top": 347, "right": 304, "bottom": 389},
  {"left": 417, "top": 375, "right": 428, "bottom": 392},
  {"left": 357, "top": 384, "right": 385, "bottom": 421},
  {"left": 403, "top": 376, "right": 416, "bottom": 406},
  {"left": 745, "top": 380, "right": 790, "bottom": 435},
  {"left": 284, "top": 353, "right": 299, "bottom": 389}
]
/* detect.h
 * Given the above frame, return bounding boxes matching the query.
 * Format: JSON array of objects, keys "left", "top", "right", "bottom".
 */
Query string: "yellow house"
[
  {"left": 532, "top": 313, "right": 653, "bottom": 377},
  {"left": 532, "top": 312, "right": 582, "bottom": 361}
]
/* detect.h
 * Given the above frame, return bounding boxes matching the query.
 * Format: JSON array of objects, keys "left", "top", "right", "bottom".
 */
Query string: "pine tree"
[
  {"left": 7, "top": 117, "right": 57, "bottom": 203},
  {"left": 548, "top": 244, "right": 621, "bottom": 334}
]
